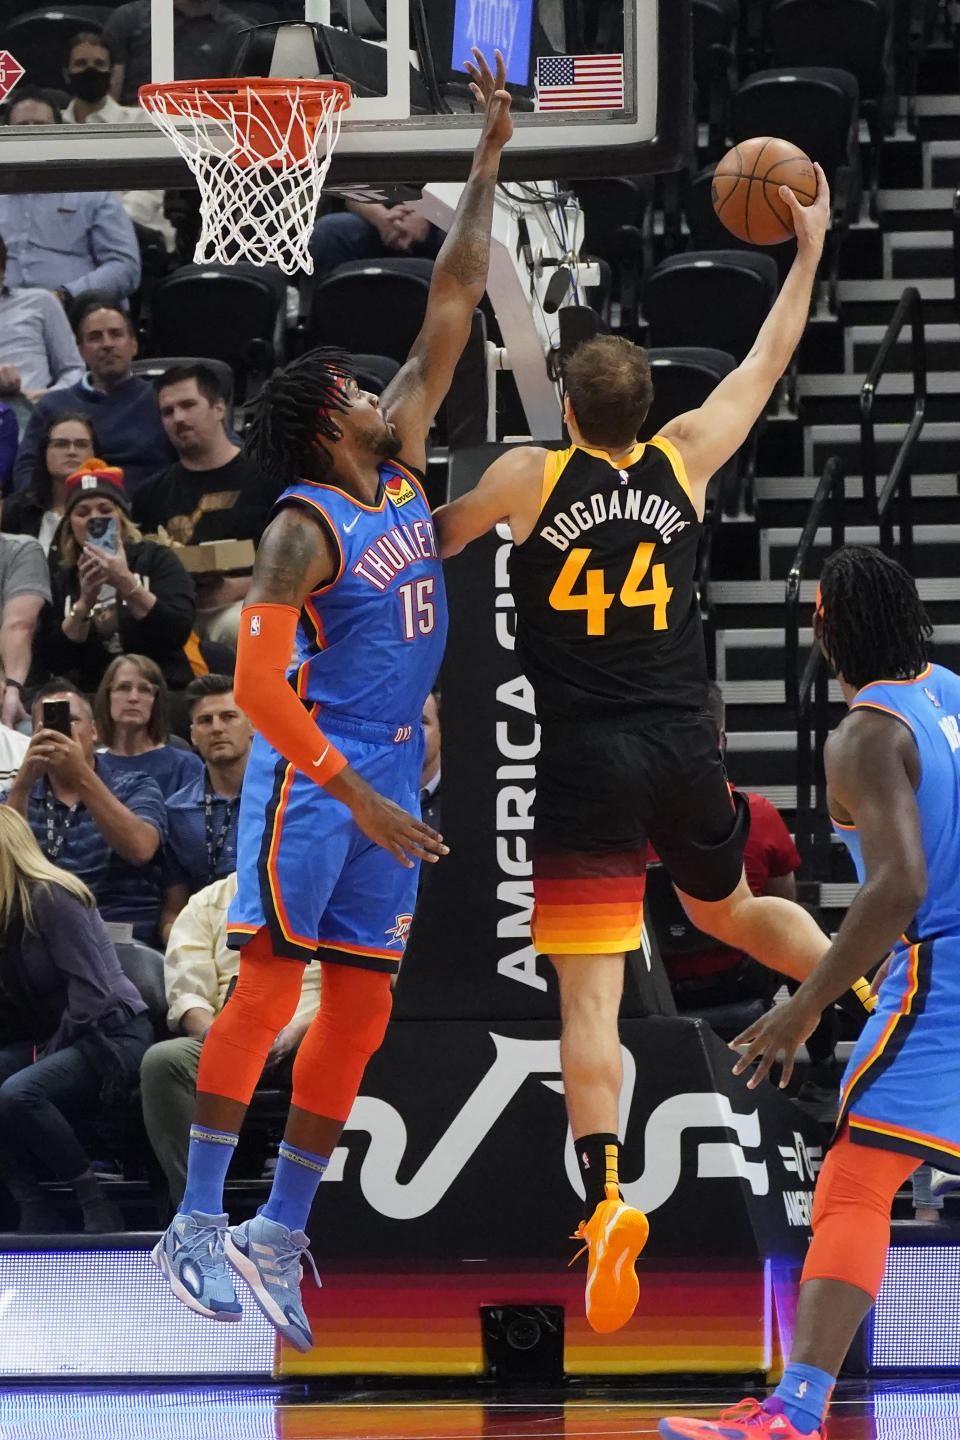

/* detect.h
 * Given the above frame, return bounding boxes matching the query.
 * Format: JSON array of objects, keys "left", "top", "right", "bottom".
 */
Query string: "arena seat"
[
  {"left": 145, "top": 265, "right": 283, "bottom": 401},
  {"left": 309, "top": 259, "right": 488, "bottom": 446},
  {"left": 641, "top": 250, "right": 779, "bottom": 363},
  {"left": 692, "top": 0, "right": 741, "bottom": 156},
  {"left": 114, "top": 943, "right": 168, "bottom": 1041},
  {"left": 642, "top": 347, "right": 752, "bottom": 516},
  {"left": 574, "top": 177, "right": 650, "bottom": 333}
]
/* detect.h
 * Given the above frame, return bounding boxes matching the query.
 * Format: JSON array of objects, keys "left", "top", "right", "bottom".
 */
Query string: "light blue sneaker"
[
  {"left": 151, "top": 1210, "right": 242, "bottom": 1320},
  {"left": 225, "top": 1212, "right": 322, "bottom": 1352}
]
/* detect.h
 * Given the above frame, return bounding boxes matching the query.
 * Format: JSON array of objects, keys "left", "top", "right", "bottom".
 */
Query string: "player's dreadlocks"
[
  {"left": 817, "top": 544, "right": 932, "bottom": 690},
  {"left": 244, "top": 346, "right": 357, "bottom": 493}
]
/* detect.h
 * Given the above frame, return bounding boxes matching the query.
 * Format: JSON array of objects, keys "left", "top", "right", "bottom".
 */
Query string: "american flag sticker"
[
  {"left": 249, "top": 614, "right": 261, "bottom": 636},
  {"left": 535, "top": 54, "right": 625, "bottom": 111}
]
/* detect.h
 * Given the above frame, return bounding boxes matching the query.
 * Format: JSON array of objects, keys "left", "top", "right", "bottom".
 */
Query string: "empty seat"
[
  {"left": 693, "top": 0, "right": 740, "bottom": 152},
  {"left": 643, "top": 346, "right": 753, "bottom": 516},
  {"left": 145, "top": 265, "right": 284, "bottom": 400},
  {"left": 641, "top": 250, "right": 779, "bottom": 363}
]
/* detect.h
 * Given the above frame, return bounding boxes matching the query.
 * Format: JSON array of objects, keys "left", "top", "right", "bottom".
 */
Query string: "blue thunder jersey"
[
  {"left": 833, "top": 662, "right": 960, "bottom": 1169},
  {"left": 276, "top": 462, "right": 447, "bottom": 730}
]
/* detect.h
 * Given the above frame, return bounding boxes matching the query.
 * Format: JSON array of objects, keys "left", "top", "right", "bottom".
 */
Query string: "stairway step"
[
  {"left": 763, "top": 523, "right": 960, "bottom": 579},
  {"left": 846, "top": 322, "right": 960, "bottom": 374},
  {"left": 875, "top": 188, "right": 955, "bottom": 231},
  {"left": 819, "top": 883, "right": 861, "bottom": 908},
  {"left": 719, "top": 679, "right": 844, "bottom": 706},
  {"left": 926, "top": 138, "right": 960, "bottom": 188},
  {"left": 712, "top": 577, "right": 958, "bottom": 604},
  {"left": 754, "top": 474, "right": 959, "bottom": 502},
  {"left": 796, "top": 370, "right": 960, "bottom": 426},
  {"left": 835, "top": 276, "right": 956, "bottom": 325},
  {"left": 718, "top": 622, "right": 960, "bottom": 681},
  {"left": 884, "top": 229, "right": 954, "bottom": 279},
  {"left": 806, "top": 419, "right": 960, "bottom": 477}
]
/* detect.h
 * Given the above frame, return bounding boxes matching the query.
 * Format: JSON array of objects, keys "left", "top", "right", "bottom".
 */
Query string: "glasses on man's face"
[
  {"left": 48, "top": 438, "right": 93, "bottom": 451},
  {"left": 110, "top": 682, "right": 158, "bottom": 697}
]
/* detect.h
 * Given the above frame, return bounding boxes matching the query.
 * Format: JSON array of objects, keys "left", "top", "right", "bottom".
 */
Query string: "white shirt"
[{"left": 0, "top": 724, "right": 29, "bottom": 791}]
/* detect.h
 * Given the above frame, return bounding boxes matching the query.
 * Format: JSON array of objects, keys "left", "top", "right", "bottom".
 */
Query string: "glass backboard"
[{"left": 0, "top": 0, "right": 689, "bottom": 194}]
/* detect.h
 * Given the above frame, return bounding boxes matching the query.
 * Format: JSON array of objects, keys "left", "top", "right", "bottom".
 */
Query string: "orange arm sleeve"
[{"left": 234, "top": 602, "right": 347, "bottom": 787}]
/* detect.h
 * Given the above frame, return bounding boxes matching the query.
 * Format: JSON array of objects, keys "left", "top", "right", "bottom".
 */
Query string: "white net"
[{"left": 139, "top": 80, "right": 349, "bottom": 277}]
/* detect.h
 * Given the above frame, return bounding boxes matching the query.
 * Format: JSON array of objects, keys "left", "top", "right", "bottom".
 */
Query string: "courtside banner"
[{"left": 309, "top": 1016, "right": 819, "bottom": 1262}]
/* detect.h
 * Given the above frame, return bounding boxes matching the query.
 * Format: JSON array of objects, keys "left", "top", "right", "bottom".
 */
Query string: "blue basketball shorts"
[{"left": 227, "top": 715, "right": 425, "bottom": 973}]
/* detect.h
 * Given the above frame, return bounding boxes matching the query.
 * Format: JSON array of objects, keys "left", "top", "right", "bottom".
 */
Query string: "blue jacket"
[{"left": 12, "top": 375, "right": 176, "bottom": 493}]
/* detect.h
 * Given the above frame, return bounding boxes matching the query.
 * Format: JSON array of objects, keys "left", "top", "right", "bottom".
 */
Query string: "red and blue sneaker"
[{"left": 658, "top": 1398, "right": 825, "bottom": 1438}]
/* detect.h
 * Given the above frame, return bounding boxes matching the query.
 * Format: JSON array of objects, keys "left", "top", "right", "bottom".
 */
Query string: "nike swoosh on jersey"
[
  {"left": 312, "top": 746, "right": 330, "bottom": 768},
  {"left": 343, "top": 514, "right": 361, "bottom": 533}
]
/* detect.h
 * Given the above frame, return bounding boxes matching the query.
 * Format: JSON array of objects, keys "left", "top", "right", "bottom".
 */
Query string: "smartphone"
[
  {"left": 42, "top": 699, "right": 72, "bottom": 736},
  {"left": 86, "top": 515, "right": 118, "bottom": 555}
]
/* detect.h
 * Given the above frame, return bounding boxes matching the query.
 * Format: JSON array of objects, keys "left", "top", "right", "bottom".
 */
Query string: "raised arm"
[
  {"left": 659, "top": 164, "right": 831, "bottom": 509},
  {"left": 434, "top": 445, "right": 546, "bottom": 557},
  {"left": 381, "top": 49, "right": 513, "bottom": 473},
  {"left": 236, "top": 506, "right": 446, "bottom": 868}
]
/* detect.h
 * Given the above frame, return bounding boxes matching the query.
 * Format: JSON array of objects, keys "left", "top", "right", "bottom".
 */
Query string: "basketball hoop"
[{"left": 139, "top": 77, "right": 351, "bottom": 276}]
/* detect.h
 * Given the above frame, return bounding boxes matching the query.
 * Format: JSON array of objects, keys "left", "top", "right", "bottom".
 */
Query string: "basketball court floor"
[{"left": 4, "top": 1381, "right": 960, "bottom": 1439}]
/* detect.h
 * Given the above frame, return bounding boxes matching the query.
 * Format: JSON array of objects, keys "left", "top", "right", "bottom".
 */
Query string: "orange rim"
[{"left": 138, "top": 76, "right": 352, "bottom": 121}]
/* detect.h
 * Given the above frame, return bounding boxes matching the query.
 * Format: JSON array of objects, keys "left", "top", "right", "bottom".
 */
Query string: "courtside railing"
[
  {"left": 785, "top": 284, "right": 926, "bottom": 870},
  {"left": 784, "top": 455, "right": 846, "bottom": 872},
  {"left": 860, "top": 283, "right": 926, "bottom": 568}
]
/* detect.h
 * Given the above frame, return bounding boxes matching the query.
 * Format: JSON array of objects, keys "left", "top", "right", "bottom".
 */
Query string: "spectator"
[
  {"left": 13, "top": 300, "right": 176, "bottom": 493},
  {"left": 0, "top": 95, "right": 140, "bottom": 303},
  {"left": 0, "top": 658, "right": 29, "bottom": 789},
  {"left": 105, "top": 0, "right": 249, "bottom": 107},
  {"left": 420, "top": 689, "right": 441, "bottom": 833},
  {"left": 39, "top": 459, "right": 198, "bottom": 693},
  {"left": 310, "top": 199, "right": 443, "bottom": 276},
  {"left": 0, "top": 229, "right": 85, "bottom": 428},
  {"left": 140, "top": 872, "right": 321, "bottom": 1211},
  {"left": 0, "top": 806, "right": 152, "bottom": 1233},
  {"left": 63, "top": 32, "right": 140, "bottom": 126},
  {"left": 134, "top": 364, "right": 269, "bottom": 645},
  {"left": 2, "top": 411, "right": 96, "bottom": 555},
  {"left": 95, "top": 653, "right": 202, "bottom": 798},
  {"left": 3, "top": 679, "right": 167, "bottom": 945},
  {"left": 0, "top": 403, "right": 15, "bottom": 492},
  {"left": 160, "top": 674, "right": 252, "bottom": 940},
  {"left": 0, "top": 531, "right": 51, "bottom": 730},
  {"left": 61, "top": 32, "right": 177, "bottom": 253}
]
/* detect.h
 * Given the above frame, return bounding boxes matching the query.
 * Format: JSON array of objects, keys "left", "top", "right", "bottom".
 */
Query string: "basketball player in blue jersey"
[
  {"left": 435, "top": 168, "right": 872, "bottom": 1337},
  {"left": 152, "top": 49, "right": 513, "bottom": 1350},
  {"left": 660, "top": 545, "right": 960, "bottom": 1438}
]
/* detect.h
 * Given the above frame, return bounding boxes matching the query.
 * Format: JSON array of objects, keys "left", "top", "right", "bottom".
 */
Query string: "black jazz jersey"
[{"left": 509, "top": 438, "right": 707, "bottom": 723}]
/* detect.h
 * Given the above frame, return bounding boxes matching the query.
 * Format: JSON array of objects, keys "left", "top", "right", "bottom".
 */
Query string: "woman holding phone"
[
  {"left": 94, "top": 654, "right": 202, "bottom": 799},
  {"left": 40, "top": 460, "right": 198, "bottom": 692},
  {"left": 0, "top": 806, "right": 152, "bottom": 1233}
]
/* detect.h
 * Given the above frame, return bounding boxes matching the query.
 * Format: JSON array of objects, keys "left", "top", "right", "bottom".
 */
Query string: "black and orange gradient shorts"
[{"left": 531, "top": 711, "right": 749, "bottom": 956}]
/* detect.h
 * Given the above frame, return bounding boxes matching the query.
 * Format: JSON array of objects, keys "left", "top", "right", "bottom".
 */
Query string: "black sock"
[{"left": 575, "top": 1132, "right": 621, "bottom": 1218}]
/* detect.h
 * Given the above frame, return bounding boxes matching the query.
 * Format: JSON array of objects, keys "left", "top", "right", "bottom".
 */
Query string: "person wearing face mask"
[{"left": 60, "top": 33, "right": 177, "bottom": 254}]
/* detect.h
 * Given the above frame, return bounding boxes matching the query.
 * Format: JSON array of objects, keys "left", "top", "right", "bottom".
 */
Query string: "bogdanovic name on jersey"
[{"left": 540, "top": 487, "right": 691, "bottom": 552}]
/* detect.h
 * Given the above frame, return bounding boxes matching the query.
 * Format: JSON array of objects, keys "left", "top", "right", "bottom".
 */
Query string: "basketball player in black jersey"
[{"left": 434, "top": 165, "right": 867, "bottom": 1334}]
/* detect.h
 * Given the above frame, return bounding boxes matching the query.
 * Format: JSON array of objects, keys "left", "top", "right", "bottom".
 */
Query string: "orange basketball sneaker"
[
  {"left": 570, "top": 1182, "right": 649, "bottom": 1333},
  {"left": 658, "top": 1398, "right": 825, "bottom": 1437}
]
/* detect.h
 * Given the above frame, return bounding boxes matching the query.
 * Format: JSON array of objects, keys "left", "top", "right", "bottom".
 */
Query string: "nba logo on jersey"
[
  {"left": 249, "top": 613, "right": 261, "bottom": 637},
  {"left": 384, "top": 474, "right": 417, "bottom": 507}
]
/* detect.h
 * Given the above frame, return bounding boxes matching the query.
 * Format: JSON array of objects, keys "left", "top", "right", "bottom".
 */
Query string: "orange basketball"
[{"left": 711, "top": 137, "right": 817, "bottom": 245}]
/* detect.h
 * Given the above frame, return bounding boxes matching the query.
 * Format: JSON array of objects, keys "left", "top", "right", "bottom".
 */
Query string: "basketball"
[{"left": 711, "top": 137, "right": 817, "bottom": 245}]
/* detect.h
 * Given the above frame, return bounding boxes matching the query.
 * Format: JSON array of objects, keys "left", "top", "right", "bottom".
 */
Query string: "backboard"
[{"left": 0, "top": 0, "right": 690, "bottom": 195}]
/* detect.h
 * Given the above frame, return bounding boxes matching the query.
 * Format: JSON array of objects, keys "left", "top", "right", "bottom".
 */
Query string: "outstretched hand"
[
  {"left": 730, "top": 992, "right": 822, "bottom": 1091},
  {"left": 464, "top": 47, "right": 513, "bottom": 149},
  {"left": 781, "top": 159, "right": 830, "bottom": 255}
]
